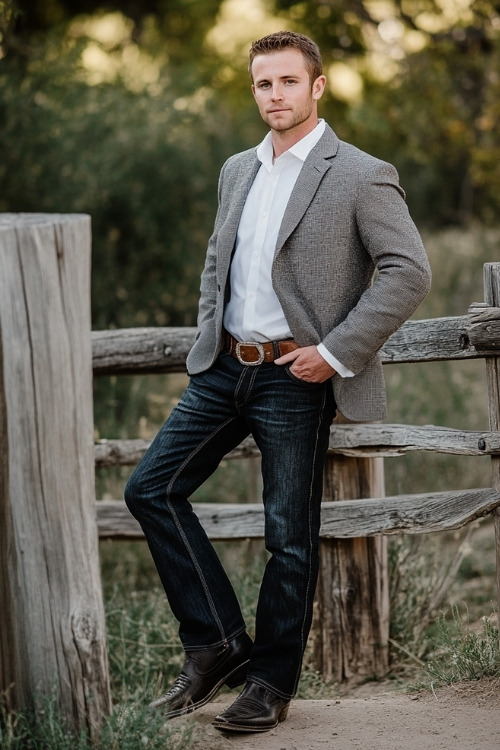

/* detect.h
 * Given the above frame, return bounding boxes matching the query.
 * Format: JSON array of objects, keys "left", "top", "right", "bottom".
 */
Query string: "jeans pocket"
[{"left": 283, "top": 364, "right": 325, "bottom": 389}]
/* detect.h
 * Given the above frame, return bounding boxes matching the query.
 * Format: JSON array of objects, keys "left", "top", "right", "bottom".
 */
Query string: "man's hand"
[{"left": 274, "top": 346, "right": 336, "bottom": 383}]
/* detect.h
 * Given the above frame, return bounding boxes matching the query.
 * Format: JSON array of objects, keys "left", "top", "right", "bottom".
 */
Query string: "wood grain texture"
[
  {"left": 310, "top": 453, "right": 389, "bottom": 684},
  {"left": 327, "top": 424, "right": 500, "bottom": 457},
  {"left": 0, "top": 214, "right": 111, "bottom": 738},
  {"left": 92, "top": 327, "right": 195, "bottom": 375},
  {"left": 482, "top": 264, "right": 500, "bottom": 648},
  {"left": 90, "top": 315, "right": 486, "bottom": 377},
  {"left": 94, "top": 424, "right": 500, "bottom": 468},
  {"left": 96, "top": 488, "right": 500, "bottom": 540},
  {"left": 467, "top": 303, "right": 500, "bottom": 351},
  {"left": 94, "top": 435, "right": 259, "bottom": 466}
]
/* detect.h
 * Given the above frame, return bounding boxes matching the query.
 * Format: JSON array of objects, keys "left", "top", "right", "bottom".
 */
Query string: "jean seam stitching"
[
  {"left": 294, "top": 386, "right": 328, "bottom": 693},
  {"left": 234, "top": 361, "right": 259, "bottom": 409},
  {"left": 165, "top": 416, "right": 240, "bottom": 642},
  {"left": 166, "top": 498, "right": 228, "bottom": 641},
  {"left": 233, "top": 362, "right": 247, "bottom": 408}
]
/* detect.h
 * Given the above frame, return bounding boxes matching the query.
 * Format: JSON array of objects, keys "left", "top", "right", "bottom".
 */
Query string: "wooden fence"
[{"left": 1, "top": 213, "right": 499, "bottom": 737}]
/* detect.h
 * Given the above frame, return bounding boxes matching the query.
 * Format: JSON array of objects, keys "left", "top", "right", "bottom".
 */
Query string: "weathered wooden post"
[
  {"left": 0, "top": 214, "right": 111, "bottom": 739},
  {"left": 482, "top": 263, "right": 500, "bottom": 643},
  {"left": 311, "top": 417, "right": 389, "bottom": 683}
]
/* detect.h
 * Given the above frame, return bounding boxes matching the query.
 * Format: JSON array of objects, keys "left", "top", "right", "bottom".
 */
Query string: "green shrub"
[{"left": 418, "top": 607, "right": 500, "bottom": 689}]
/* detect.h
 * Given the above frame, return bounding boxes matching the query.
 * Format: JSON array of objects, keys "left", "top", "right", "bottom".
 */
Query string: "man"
[{"left": 125, "top": 30, "right": 431, "bottom": 733}]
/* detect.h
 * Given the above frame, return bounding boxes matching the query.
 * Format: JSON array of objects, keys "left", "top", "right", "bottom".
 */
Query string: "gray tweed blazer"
[{"left": 186, "top": 124, "right": 431, "bottom": 422}]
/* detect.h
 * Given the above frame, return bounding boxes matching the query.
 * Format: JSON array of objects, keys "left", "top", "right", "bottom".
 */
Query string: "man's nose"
[{"left": 271, "top": 85, "right": 284, "bottom": 100}]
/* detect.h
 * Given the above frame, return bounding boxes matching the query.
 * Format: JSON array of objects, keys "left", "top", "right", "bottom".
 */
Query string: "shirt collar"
[{"left": 256, "top": 118, "right": 325, "bottom": 170}]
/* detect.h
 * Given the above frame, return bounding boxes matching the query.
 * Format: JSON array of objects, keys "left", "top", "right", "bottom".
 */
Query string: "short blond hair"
[{"left": 249, "top": 31, "right": 323, "bottom": 84}]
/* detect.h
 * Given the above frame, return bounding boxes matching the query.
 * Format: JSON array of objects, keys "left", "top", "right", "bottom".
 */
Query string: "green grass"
[
  {"left": 412, "top": 607, "right": 500, "bottom": 691},
  {"left": 0, "top": 696, "right": 215, "bottom": 750}
]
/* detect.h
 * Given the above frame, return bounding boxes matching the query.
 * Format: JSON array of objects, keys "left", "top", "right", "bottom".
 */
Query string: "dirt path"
[{"left": 178, "top": 678, "right": 500, "bottom": 750}]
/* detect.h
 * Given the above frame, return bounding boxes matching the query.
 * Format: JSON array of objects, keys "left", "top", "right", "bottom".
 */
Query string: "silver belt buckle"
[{"left": 235, "top": 341, "right": 265, "bottom": 366}]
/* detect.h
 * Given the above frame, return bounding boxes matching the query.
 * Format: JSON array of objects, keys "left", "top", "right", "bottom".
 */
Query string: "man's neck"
[{"left": 271, "top": 118, "right": 320, "bottom": 160}]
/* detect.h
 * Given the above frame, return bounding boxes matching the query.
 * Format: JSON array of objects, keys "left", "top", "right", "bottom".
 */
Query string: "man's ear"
[{"left": 312, "top": 75, "right": 327, "bottom": 101}]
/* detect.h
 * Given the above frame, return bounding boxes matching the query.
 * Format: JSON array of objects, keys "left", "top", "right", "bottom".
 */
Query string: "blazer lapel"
[{"left": 276, "top": 125, "right": 340, "bottom": 252}]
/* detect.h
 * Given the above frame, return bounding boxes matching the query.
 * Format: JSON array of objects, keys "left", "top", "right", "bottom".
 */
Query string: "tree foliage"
[
  {"left": 272, "top": 0, "right": 500, "bottom": 224},
  {"left": 1, "top": 0, "right": 499, "bottom": 328},
  {"left": 1, "top": 1, "right": 234, "bottom": 328}
]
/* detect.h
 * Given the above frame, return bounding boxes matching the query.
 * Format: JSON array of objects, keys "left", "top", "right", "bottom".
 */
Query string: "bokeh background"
[{"left": 1, "top": 5, "right": 500, "bottom": 737}]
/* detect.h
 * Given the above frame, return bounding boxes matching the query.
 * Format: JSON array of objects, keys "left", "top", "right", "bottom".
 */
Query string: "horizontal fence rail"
[
  {"left": 96, "top": 488, "right": 500, "bottom": 541},
  {"left": 91, "top": 307, "right": 500, "bottom": 377},
  {"left": 94, "top": 425, "right": 500, "bottom": 467},
  {"left": 93, "top": 300, "right": 500, "bottom": 544}
]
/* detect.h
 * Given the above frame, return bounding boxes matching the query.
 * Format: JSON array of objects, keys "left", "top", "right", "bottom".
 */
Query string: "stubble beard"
[{"left": 264, "top": 101, "right": 315, "bottom": 134}]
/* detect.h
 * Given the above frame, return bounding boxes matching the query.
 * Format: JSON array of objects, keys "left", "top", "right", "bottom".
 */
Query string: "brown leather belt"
[{"left": 224, "top": 331, "right": 299, "bottom": 366}]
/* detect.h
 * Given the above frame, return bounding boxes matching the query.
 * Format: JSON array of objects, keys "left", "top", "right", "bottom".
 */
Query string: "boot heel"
[
  {"left": 225, "top": 661, "right": 248, "bottom": 689},
  {"left": 278, "top": 703, "right": 289, "bottom": 723}
]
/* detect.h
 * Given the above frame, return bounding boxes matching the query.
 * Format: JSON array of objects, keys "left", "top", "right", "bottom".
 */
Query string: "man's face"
[{"left": 251, "top": 48, "right": 326, "bottom": 137}]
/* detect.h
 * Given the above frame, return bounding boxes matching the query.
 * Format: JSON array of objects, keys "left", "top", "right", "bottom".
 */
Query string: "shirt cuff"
[{"left": 316, "top": 344, "right": 355, "bottom": 378}]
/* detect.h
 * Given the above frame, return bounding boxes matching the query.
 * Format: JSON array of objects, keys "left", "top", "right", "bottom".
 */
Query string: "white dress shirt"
[{"left": 223, "top": 119, "right": 353, "bottom": 377}]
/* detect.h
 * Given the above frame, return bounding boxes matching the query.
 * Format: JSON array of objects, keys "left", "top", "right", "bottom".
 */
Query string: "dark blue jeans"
[{"left": 124, "top": 352, "right": 336, "bottom": 699}]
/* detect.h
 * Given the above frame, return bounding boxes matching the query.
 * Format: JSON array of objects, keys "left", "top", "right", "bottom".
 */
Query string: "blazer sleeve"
[
  {"left": 195, "top": 163, "right": 227, "bottom": 336},
  {"left": 322, "top": 162, "right": 431, "bottom": 374}
]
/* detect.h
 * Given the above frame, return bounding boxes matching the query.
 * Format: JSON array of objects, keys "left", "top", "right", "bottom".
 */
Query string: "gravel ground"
[{"left": 172, "top": 677, "right": 500, "bottom": 750}]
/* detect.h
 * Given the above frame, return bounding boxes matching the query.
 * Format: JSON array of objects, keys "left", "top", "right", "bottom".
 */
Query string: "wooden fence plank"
[
  {"left": 92, "top": 327, "right": 195, "bottom": 375},
  {"left": 380, "top": 315, "right": 474, "bottom": 363},
  {"left": 482, "top": 264, "right": 500, "bottom": 648},
  {"left": 312, "top": 452, "right": 389, "bottom": 684},
  {"left": 94, "top": 435, "right": 259, "bottom": 466},
  {"left": 328, "top": 424, "right": 500, "bottom": 456},
  {"left": 96, "top": 488, "right": 500, "bottom": 541},
  {"left": 0, "top": 214, "right": 111, "bottom": 739},
  {"left": 94, "top": 425, "right": 500, "bottom": 467},
  {"left": 467, "top": 303, "right": 500, "bottom": 351},
  {"left": 91, "top": 315, "right": 484, "bottom": 376}
]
